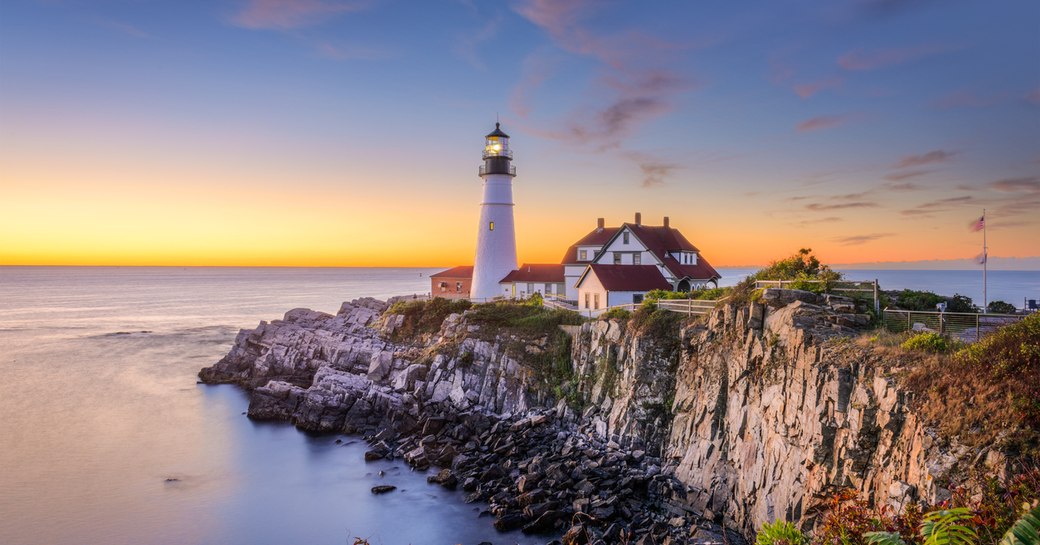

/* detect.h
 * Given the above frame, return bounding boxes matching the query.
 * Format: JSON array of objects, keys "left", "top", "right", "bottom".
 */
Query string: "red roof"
[
  {"left": 560, "top": 227, "right": 619, "bottom": 264},
  {"left": 618, "top": 224, "right": 720, "bottom": 281},
  {"left": 499, "top": 263, "right": 565, "bottom": 283},
  {"left": 430, "top": 265, "right": 473, "bottom": 279},
  {"left": 578, "top": 264, "right": 672, "bottom": 292}
]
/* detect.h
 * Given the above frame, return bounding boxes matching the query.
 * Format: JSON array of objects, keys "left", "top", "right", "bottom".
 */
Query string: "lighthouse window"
[{"left": 489, "top": 221, "right": 494, "bottom": 231}]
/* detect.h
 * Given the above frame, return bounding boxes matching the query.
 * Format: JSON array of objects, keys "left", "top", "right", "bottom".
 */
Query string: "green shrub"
[
  {"left": 600, "top": 307, "right": 632, "bottom": 321},
  {"left": 901, "top": 332, "right": 959, "bottom": 353},
  {"left": 756, "top": 521, "right": 808, "bottom": 545},
  {"left": 385, "top": 297, "right": 472, "bottom": 342},
  {"left": 988, "top": 300, "right": 1017, "bottom": 314},
  {"left": 730, "top": 248, "right": 841, "bottom": 304},
  {"left": 946, "top": 293, "right": 978, "bottom": 313},
  {"left": 892, "top": 289, "right": 945, "bottom": 311}
]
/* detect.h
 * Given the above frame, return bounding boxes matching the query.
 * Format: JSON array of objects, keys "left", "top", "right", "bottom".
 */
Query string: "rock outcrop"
[{"left": 200, "top": 290, "right": 1010, "bottom": 542}]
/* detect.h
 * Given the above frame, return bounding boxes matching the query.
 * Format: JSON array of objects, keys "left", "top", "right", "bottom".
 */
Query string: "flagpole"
[{"left": 983, "top": 208, "right": 987, "bottom": 313}]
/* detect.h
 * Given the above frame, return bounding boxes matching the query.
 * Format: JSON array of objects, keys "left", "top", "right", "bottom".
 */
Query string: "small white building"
[{"left": 498, "top": 264, "right": 567, "bottom": 299}]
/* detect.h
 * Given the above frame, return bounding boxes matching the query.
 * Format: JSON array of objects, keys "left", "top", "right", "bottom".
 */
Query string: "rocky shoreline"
[
  {"left": 200, "top": 297, "right": 740, "bottom": 544},
  {"left": 200, "top": 291, "right": 1012, "bottom": 544}
]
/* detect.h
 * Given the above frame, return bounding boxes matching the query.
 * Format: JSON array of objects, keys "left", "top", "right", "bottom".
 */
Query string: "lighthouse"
[{"left": 470, "top": 122, "right": 518, "bottom": 300}]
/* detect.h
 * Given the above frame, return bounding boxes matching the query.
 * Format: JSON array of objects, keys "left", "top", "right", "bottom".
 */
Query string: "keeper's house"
[{"left": 431, "top": 213, "right": 720, "bottom": 312}]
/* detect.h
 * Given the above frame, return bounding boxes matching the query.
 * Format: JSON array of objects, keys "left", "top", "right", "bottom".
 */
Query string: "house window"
[
  {"left": 613, "top": 252, "right": 622, "bottom": 265},
  {"left": 633, "top": 293, "right": 643, "bottom": 304},
  {"left": 438, "top": 281, "right": 447, "bottom": 292},
  {"left": 633, "top": 253, "right": 641, "bottom": 265},
  {"left": 578, "top": 249, "right": 588, "bottom": 261},
  {"left": 489, "top": 221, "right": 494, "bottom": 231},
  {"left": 455, "top": 281, "right": 463, "bottom": 292},
  {"left": 527, "top": 283, "right": 534, "bottom": 293},
  {"left": 593, "top": 293, "right": 600, "bottom": 309},
  {"left": 544, "top": 283, "right": 552, "bottom": 294},
  {"left": 584, "top": 293, "right": 590, "bottom": 309},
  {"left": 623, "top": 232, "right": 630, "bottom": 244}
]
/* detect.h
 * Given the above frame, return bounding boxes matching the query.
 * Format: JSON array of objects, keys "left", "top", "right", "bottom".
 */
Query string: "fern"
[
  {"left": 864, "top": 531, "right": 907, "bottom": 545},
  {"left": 919, "top": 508, "right": 977, "bottom": 545},
  {"left": 999, "top": 504, "right": 1040, "bottom": 545}
]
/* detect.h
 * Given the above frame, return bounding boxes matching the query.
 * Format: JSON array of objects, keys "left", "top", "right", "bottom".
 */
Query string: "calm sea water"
[{"left": 1, "top": 266, "right": 1037, "bottom": 545}]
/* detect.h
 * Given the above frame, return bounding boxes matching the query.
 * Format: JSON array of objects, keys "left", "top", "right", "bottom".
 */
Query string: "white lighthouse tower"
[{"left": 470, "top": 123, "right": 518, "bottom": 300}]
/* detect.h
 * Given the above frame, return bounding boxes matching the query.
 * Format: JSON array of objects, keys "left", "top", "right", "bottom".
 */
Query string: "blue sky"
[{"left": 1, "top": 0, "right": 1038, "bottom": 266}]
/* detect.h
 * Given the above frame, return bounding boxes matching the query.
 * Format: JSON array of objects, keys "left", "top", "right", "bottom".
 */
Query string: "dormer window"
[{"left": 579, "top": 249, "right": 588, "bottom": 260}]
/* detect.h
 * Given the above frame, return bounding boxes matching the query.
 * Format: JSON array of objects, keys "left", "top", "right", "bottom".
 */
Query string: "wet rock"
[{"left": 370, "top": 485, "right": 396, "bottom": 494}]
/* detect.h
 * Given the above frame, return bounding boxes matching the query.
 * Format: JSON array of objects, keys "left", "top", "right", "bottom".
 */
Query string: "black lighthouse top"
[{"left": 480, "top": 122, "right": 516, "bottom": 177}]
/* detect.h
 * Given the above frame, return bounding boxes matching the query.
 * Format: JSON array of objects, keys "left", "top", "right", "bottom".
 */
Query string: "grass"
[
  {"left": 384, "top": 297, "right": 472, "bottom": 342},
  {"left": 900, "top": 312, "right": 1040, "bottom": 454}
]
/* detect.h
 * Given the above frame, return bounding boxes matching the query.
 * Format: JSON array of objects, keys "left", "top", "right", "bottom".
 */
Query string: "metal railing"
[
  {"left": 478, "top": 164, "right": 516, "bottom": 176},
  {"left": 882, "top": 308, "right": 1025, "bottom": 343},
  {"left": 755, "top": 279, "right": 879, "bottom": 313}
]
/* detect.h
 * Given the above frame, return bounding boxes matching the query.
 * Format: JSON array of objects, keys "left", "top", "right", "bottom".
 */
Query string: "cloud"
[
  {"left": 894, "top": 149, "right": 958, "bottom": 168},
  {"left": 933, "top": 89, "right": 1008, "bottom": 110},
  {"left": 806, "top": 201, "right": 879, "bottom": 211},
  {"left": 94, "top": 18, "right": 151, "bottom": 39},
  {"left": 838, "top": 44, "right": 949, "bottom": 71},
  {"left": 899, "top": 195, "right": 974, "bottom": 217},
  {"left": 796, "top": 114, "right": 853, "bottom": 133},
  {"left": 795, "top": 216, "right": 843, "bottom": 227},
  {"left": 454, "top": 14, "right": 501, "bottom": 70},
  {"left": 1028, "top": 87, "right": 1040, "bottom": 105},
  {"left": 231, "top": 0, "right": 369, "bottom": 30},
  {"left": 638, "top": 161, "right": 679, "bottom": 188},
  {"left": 834, "top": 233, "right": 894, "bottom": 245},
  {"left": 855, "top": 0, "right": 939, "bottom": 18},
  {"left": 885, "top": 170, "right": 931, "bottom": 182},
  {"left": 883, "top": 181, "right": 922, "bottom": 191},
  {"left": 793, "top": 77, "right": 843, "bottom": 99},
  {"left": 512, "top": 0, "right": 694, "bottom": 152},
  {"left": 315, "top": 42, "right": 390, "bottom": 61},
  {"left": 990, "top": 176, "right": 1040, "bottom": 194}
]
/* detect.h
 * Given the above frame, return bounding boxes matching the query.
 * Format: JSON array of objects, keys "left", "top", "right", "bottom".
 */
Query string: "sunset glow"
[{"left": 1, "top": 1, "right": 1037, "bottom": 268}]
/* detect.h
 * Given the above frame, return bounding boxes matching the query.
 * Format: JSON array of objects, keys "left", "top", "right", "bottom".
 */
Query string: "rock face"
[{"left": 199, "top": 290, "right": 1006, "bottom": 541}]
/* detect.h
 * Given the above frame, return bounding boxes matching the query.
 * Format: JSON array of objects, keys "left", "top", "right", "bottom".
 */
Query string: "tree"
[
  {"left": 946, "top": 294, "right": 977, "bottom": 313},
  {"left": 988, "top": 300, "right": 1017, "bottom": 314}
]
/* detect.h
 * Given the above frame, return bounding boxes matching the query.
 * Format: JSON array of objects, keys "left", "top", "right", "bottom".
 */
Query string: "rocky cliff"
[{"left": 199, "top": 291, "right": 1010, "bottom": 542}]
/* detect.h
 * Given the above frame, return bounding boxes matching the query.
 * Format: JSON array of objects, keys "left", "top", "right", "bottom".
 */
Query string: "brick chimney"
[
  {"left": 634, "top": 212, "right": 642, "bottom": 225},
  {"left": 597, "top": 217, "right": 605, "bottom": 231},
  {"left": 663, "top": 216, "right": 670, "bottom": 228}
]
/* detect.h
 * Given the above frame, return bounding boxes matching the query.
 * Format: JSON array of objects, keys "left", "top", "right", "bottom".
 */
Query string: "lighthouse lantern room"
[{"left": 470, "top": 123, "right": 518, "bottom": 300}]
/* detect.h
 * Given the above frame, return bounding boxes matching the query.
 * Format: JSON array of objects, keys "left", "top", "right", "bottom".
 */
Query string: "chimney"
[
  {"left": 634, "top": 212, "right": 642, "bottom": 225},
  {"left": 597, "top": 217, "right": 605, "bottom": 231},
  {"left": 663, "top": 216, "right": 670, "bottom": 228}
]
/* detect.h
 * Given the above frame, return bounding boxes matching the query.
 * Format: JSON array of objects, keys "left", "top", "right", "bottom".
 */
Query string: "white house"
[
  {"left": 498, "top": 264, "right": 567, "bottom": 299},
  {"left": 573, "top": 213, "right": 721, "bottom": 314}
]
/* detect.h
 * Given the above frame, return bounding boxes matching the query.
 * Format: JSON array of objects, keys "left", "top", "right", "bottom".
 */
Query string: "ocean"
[{"left": 0, "top": 266, "right": 1037, "bottom": 545}]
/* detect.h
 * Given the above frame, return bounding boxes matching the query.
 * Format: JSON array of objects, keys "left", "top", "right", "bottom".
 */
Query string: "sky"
[{"left": 1, "top": 0, "right": 1038, "bottom": 268}]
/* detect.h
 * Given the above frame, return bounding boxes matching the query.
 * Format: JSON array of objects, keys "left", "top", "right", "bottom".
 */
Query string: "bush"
[
  {"left": 901, "top": 332, "right": 960, "bottom": 353},
  {"left": 947, "top": 293, "right": 978, "bottom": 313},
  {"left": 730, "top": 248, "right": 841, "bottom": 304},
  {"left": 600, "top": 307, "right": 632, "bottom": 321},
  {"left": 385, "top": 297, "right": 472, "bottom": 342},
  {"left": 988, "top": 300, "right": 1017, "bottom": 314},
  {"left": 756, "top": 520, "right": 808, "bottom": 545},
  {"left": 891, "top": 289, "right": 945, "bottom": 311}
]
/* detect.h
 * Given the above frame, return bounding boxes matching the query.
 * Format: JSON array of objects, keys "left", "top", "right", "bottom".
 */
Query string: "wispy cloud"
[
  {"left": 453, "top": 14, "right": 501, "bottom": 70},
  {"left": 883, "top": 181, "right": 922, "bottom": 191},
  {"left": 315, "top": 42, "right": 390, "bottom": 61},
  {"left": 231, "top": 0, "right": 369, "bottom": 30},
  {"left": 795, "top": 216, "right": 843, "bottom": 227},
  {"left": 894, "top": 149, "right": 958, "bottom": 168},
  {"left": 884, "top": 170, "right": 930, "bottom": 181},
  {"left": 806, "top": 201, "right": 879, "bottom": 211},
  {"left": 933, "top": 89, "right": 1008, "bottom": 110},
  {"left": 511, "top": 0, "right": 696, "bottom": 171},
  {"left": 796, "top": 114, "right": 853, "bottom": 132},
  {"left": 834, "top": 233, "right": 894, "bottom": 245},
  {"left": 990, "top": 176, "right": 1040, "bottom": 194},
  {"left": 899, "top": 195, "right": 974, "bottom": 217},
  {"left": 793, "top": 77, "right": 843, "bottom": 99},
  {"left": 94, "top": 18, "right": 151, "bottom": 39},
  {"left": 838, "top": 44, "right": 949, "bottom": 71}
]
